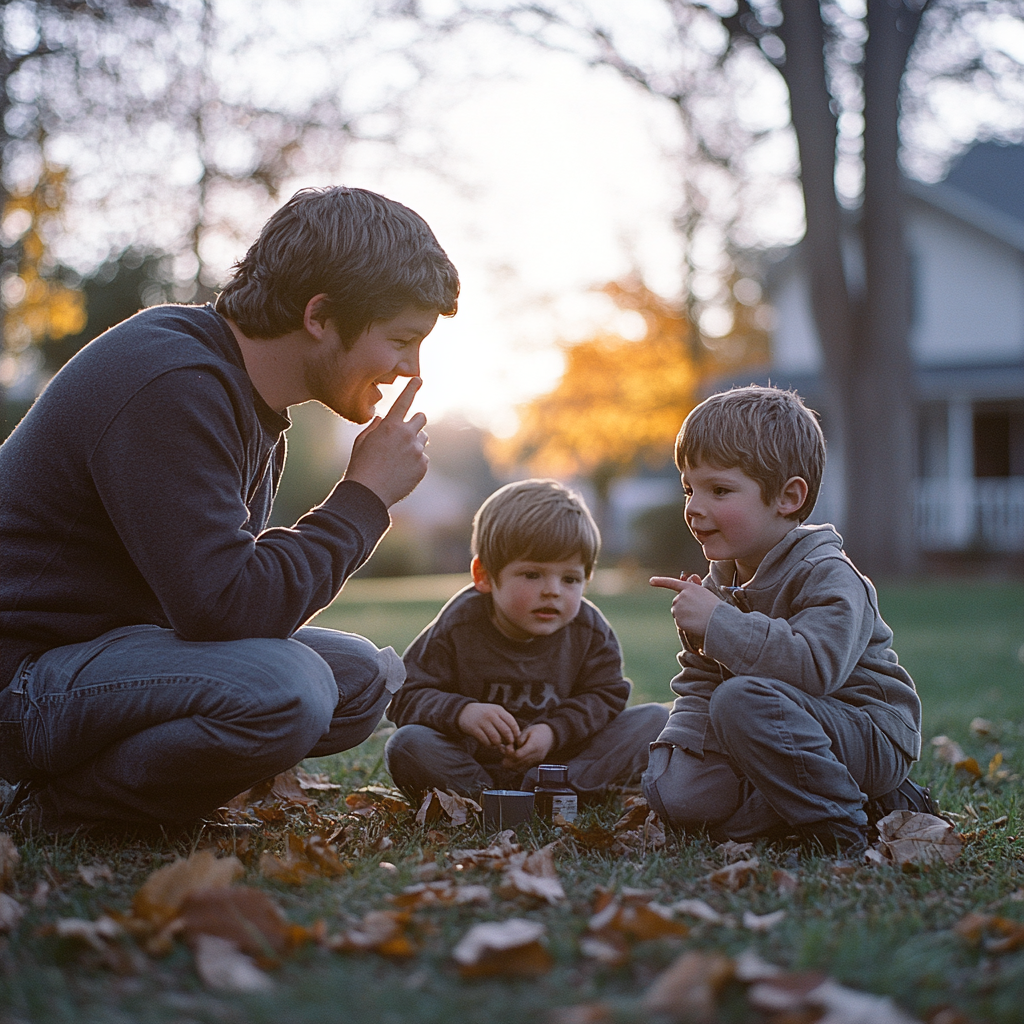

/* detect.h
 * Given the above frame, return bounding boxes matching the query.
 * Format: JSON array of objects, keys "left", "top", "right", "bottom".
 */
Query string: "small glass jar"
[{"left": 533, "top": 764, "right": 578, "bottom": 823}]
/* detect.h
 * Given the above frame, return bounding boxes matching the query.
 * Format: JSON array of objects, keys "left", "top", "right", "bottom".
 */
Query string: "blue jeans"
[{"left": 0, "top": 624, "right": 403, "bottom": 830}]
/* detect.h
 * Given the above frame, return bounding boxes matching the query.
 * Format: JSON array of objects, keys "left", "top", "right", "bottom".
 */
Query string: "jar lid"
[{"left": 537, "top": 764, "right": 569, "bottom": 785}]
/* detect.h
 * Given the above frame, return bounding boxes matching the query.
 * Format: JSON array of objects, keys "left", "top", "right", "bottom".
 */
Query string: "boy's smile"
[
  {"left": 682, "top": 461, "right": 805, "bottom": 582},
  {"left": 472, "top": 556, "right": 587, "bottom": 641}
]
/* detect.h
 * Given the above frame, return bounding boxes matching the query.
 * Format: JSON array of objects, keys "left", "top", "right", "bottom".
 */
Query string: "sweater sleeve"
[
  {"left": 531, "top": 612, "right": 631, "bottom": 752},
  {"left": 88, "top": 370, "right": 390, "bottom": 639},
  {"left": 701, "top": 558, "right": 874, "bottom": 697},
  {"left": 388, "top": 611, "right": 476, "bottom": 735}
]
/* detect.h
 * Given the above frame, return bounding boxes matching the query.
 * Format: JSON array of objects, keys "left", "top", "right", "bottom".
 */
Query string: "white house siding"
[{"left": 907, "top": 205, "right": 1024, "bottom": 366}]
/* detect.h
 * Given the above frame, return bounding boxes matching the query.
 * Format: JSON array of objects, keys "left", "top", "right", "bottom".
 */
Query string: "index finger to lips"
[{"left": 383, "top": 376, "right": 422, "bottom": 421}]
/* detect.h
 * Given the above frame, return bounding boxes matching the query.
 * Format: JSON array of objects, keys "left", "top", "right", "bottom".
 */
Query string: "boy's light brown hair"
[
  {"left": 471, "top": 479, "right": 601, "bottom": 579},
  {"left": 675, "top": 385, "right": 825, "bottom": 522}
]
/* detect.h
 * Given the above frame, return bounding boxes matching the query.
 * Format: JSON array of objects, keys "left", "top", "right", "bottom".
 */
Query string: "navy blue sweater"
[{"left": 0, "top": 304, "right": 390, "bottom": 687}]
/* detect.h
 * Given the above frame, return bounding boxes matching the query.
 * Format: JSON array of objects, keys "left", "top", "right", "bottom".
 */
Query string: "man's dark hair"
[{"left": 215, "top": 186, "right": 459, "bottom": 343}]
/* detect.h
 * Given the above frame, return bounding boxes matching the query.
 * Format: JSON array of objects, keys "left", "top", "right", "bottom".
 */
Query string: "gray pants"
[
  {"left": 385, "top": 702, "right": 669, "bottom": 801},
  {"left": 642, "top": 676, "right": 911, "bottom": 840}
]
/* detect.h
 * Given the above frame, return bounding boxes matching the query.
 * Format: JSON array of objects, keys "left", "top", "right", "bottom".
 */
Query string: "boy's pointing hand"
[{"left": 650, "top": 574, "right": 721, "bottom": 638}]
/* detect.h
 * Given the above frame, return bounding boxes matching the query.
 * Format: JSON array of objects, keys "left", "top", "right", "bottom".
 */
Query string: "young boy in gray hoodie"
[{"left": 643, "top": 386, "right": 924, "bottom": 856}]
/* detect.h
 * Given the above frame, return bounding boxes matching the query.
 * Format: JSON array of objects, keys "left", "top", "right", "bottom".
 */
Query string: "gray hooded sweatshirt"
[{"left": 657, "top": 524, "right": 922, "bottom": 762}]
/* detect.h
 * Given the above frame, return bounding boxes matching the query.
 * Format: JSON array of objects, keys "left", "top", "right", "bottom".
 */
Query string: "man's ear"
[
  {"left": 777, "top": 476, "right": 809, "bottom": 518},
  {"left": 303, "top": 293, "right": 331, "bottom": 340},
  {"left": 471, "top": 556, "right": 493, "bottom": 593}
]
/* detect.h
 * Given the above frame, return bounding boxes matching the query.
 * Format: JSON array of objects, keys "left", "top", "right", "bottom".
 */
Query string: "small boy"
[
  {"left": 643, "top": 386, "right": 924, "bottom": 856},
  {"left": 385, "top": 479, "right": 669, "bottom": 801}
]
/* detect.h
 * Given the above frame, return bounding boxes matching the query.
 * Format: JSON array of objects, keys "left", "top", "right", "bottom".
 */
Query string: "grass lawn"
[{"left": 1, "top": 579, "right": 1022, "bottom": 1023}]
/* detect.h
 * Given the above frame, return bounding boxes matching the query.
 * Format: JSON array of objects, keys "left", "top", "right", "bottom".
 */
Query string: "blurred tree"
[
  {"left": 430, "top": 0, "right": 1024, "bottom": 576},
  {"left": 489, "top": 275, "right": 766, "bottom": 509}
]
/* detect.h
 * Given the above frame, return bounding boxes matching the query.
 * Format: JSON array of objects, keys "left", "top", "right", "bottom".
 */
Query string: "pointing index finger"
[{"left": 383, "top": 376, "right": 422, "bottom": 422}]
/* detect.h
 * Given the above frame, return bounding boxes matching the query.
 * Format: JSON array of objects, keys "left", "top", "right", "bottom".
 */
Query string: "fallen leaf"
[
  {"left": 392, "top": 880, "right": 491, "bottom": 909},
  {"left": 733, "top": 948, "right": 783, "bottom": 982},
  {"left": 953, "top": 911, "right": 1024, "bottom": 954},
  {"left": 562, "top": 821, "right": 617, "bottom": 850},
  {"left": 804, "top": 977, "right": 922, "bottom": 1023},
  {"left": 330, "top": 910, "right": 417, "bottom": 957},
  {"left": 704, "top": 856, "right": 760, "bottom": 891},
  {"left": 589, "top": 899, "right": 689, "bottom": 941},
  {"left": 259, "top": 831, "right": 348, "bottom": 885},
  {"left": 773, "top": 868, "right": 800, "bottom": 895},
  {"left": 499, "top": 868, "right": 566, "bottom": 905},
  {"left": 345, "top": 786, "right": 411, "bottom": 815},
  {"left": 0, "top": 833, "right": 19, "bottom": 890},
  {"left": 0, "top": 892, "right": 25, "bottom": 933},
  {"left": 294, "top": 767, "right": 341, "bottom": 793},
  {"left": 453, "top": 918, "right": 552, "bottom": 978},
  {"left": 716, "top": 840, "right": 756, "bottom": 862},
  {"left": 743, "top": 909, "right": 786, "bottom": 932},
  {"left": 955, "top": 758, "right": 983, "bottom": 783},
  {"left": 931, "top": 735, "right": 968, "bottom": 764},
  {"left": 642, "top": 950, "right": 734, "bottom": 1022},
  {"left": 670, "top": 898, "right": 732, "bottom": 927},
  {"left": 192, "top": 933, "right": 273, "bottom": 992},
  {"left": 415, "top": 789, "right": 481, "bottom": 827},
  {"left": 50, "top": 914, "right": 145, "bottom": 974},
  {"left": 77, "top": 863, "right": 114, "bottom": 888},
  {"left": 132, "top": 851, "right": 244, "bottom": 929},
  {"left": 876, "top": 812, "right": 962, "bottom": 866},
  {"left": 747, "top": 970, "right": 830, "bottom": 1012},
  {"left": 969, "top": 717, "right": 994, "bottom": 737},
  {"left": 611, "top": 811, "right": 667, "bottom": 856},
  {"left": 180, "top": 886, "right": 295, "bottom": 963},
  {"left": 612, "top": 796, "right": 652, "bottom": 832},
  {"left": 579, "top": 933, "right": 629, "bottom": 966},
  {"left": 452, "top": 830, "right": 521, "bottom": 869}
]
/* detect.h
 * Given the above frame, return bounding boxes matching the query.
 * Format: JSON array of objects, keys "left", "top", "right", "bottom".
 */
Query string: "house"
[{"left": 765, "top": 141, "right": 1024, "bottom": 556}]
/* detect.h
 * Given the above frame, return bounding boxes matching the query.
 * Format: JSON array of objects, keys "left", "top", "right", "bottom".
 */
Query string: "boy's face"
[
  {"left": 682, "top": 461, "right": 805, "bottom": 581},
  {"left": 472, "top": 556, "right": 587, "bottom": 641}
]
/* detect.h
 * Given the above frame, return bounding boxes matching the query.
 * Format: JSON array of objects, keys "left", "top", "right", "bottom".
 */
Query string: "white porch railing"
[{"left": 916, "top": 477, "right": 1024, "bottom": 551}]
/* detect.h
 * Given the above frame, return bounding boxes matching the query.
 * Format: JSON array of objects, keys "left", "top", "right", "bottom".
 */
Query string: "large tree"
[{"left": 421, "top": 0, "right": 1024, "bottom": 575}]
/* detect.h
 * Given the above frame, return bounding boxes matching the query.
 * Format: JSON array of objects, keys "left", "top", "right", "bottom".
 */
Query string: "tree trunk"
[{"left": 843, "top": 0, "right": 924, "bottom": 576}]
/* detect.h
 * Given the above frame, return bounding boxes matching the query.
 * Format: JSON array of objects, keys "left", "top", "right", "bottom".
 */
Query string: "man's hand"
[
  {"left": 650, "top": 574, "right": 722, "bottom": 638},
  {"left": 343, "top": 378, "right": 429, "bottom": 507},
  {"left": 457, "top": 702, "right": 521, "bottom": 750},
  {"left": 501, "top": 722, "right": 555, "bottom": 771}
]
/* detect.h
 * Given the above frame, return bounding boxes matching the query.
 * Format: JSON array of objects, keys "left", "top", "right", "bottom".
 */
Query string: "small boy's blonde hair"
[
  {"left": 676, "top": 385, "right": 825, "bottom": 522},
  {"left": 471, "top": 479, "right": 601, "bottom": 579}
]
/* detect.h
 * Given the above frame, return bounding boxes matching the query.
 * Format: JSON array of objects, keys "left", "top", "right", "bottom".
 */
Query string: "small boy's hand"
[
  {"left": 649, "top": 575, "right": 721, "bottom": 637},
  {"left": 457, "top": 702, "right": 521, "bottom": 750},
  {"left": 501, "top": 723, "right": 555, "bottom": 770}
]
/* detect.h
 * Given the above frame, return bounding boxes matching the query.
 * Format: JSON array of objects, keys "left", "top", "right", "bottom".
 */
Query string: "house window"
[{"left": 974, "top": 404, "right": 1024, "bottom": 478}]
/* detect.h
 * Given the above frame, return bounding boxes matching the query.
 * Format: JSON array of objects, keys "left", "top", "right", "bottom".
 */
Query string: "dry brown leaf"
[
  {"left": 180, "top": 886, "right": 295, "bottom": 964},
  {"left": 733, "top": 948, "right": 784, "bottom": 982},
  {"left": 0, "top": 892, "right": 25, "bottom": 934},
  {"left": 969, "top": 717, "right": 994, "bottom": 737},
  {"left": 453, "top": 918, "right": 552, "bottom": 978},
  {"left": 452, "top": 830, "right": 521, "bottom": 869},
  {"left": 876, "top": 811, "right": 962, "bottom": 866},
  {"left": 77, "top": 863, "right": 114, "bottom": 888},
  {"left": 132, "top": 851, "right": 244, "bottom": 929},
  {"left": 562, "top": 821, "right": 617, "bottom": 850},
  {"left": 773, "top": 868, "right": 800, "bottom": 895},
  {"left": 747, "top": 970, "right": 830, "bottom": 1012},
  {"left": 589, "top": 899, "right": 689, "bottom": 941},
  {"left": 931, "top": 735, "right": 968, "bottom": 764},
  {"left": 415, "top": 788, "right": 481, "bottom": 827},
  {"left": 717, "top": 840, "right": 756, "bottom": 862},
  {"left": 391, "top": 880, "right": 491, "bottom": 909},
  {"left": 612, "top": 796, "right": 652, "bottom": 832},
  {"left": 192, "top": 933, "right": 274, "bottom": 993},
  {"left": 0, "top": 833, "right": 19, "bottom": 890},
  {"left": 670, "top": 898, "right": 732, "bottom": 927},
  {"left": 704, "top": 856, "right": 760, "bottom": 891},
  {"left": 294, "top": 767, "right": 341, "bottom": 793},
  {"left": 579, "top": 933, "right": 629, "bottom": 966},
  {"left": 51, "top": 914, "right": 145, "bottom": 974},
  {"left": 259, "top": 831, "right": 348, "bottom": 885},
  {"left": 345, "top": 786, "right": 411, "bottom": 815},
  {"left": 330, "top": 910, "right": 417, "bottom": 957},
  {"left": 499, "top": 868, "right": 566, "bottom": 905},
  {"left": 611, "top": 811, "right": 667, "bottom": 856},
  {"left": 804, "top": 977, "right": 922, "bottom": 1023},
  {"left": 642, "top": 950, "right": 734, "bottom": 1022},
  {"left": 743, "top": 909, "right": 786, "bottom": 932},
  {"left": 953, "top": 911, "right": 1024, "bottom": 954}
]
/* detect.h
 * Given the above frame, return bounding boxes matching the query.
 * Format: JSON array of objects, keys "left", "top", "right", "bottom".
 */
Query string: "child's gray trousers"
[
  {"left": 642, "top": 675, "right": 912, "bottom": 840},
  {"left": 385, "top": 702, "right": 669, "bottom": 801}
]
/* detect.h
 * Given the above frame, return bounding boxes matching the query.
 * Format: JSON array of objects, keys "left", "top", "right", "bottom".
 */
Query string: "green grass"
[{"left": 2, "top": 580, "right": 1022, "bottom": 1024}]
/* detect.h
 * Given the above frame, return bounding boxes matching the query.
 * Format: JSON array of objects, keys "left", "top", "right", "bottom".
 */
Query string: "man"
[{"left": 0, "top": 186, "right": 459, "bottom": 832}]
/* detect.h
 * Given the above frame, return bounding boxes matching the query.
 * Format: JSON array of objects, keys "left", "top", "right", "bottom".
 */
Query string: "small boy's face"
[
  {"left": 682, "top": 461, "right": 806, "bottom": 581},
  {"left": 472, "top": 556, "right": 587, "bottom": 641}
]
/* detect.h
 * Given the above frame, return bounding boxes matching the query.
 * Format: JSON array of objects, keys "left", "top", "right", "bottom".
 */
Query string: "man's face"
[{"left": 305, "top": 306, "right": 438, "bottom": 423}]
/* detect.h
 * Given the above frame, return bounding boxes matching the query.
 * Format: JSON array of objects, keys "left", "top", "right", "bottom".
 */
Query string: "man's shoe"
[
  {"left": 866, "top": 778, "right": 939, "bottom": 825},
  {"left": 795, "top": 818, "right": 868, "bottom": 859}
]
